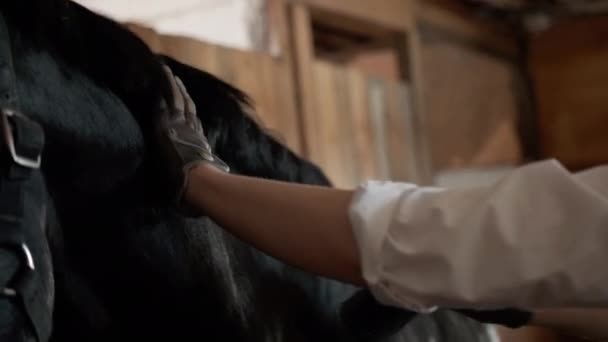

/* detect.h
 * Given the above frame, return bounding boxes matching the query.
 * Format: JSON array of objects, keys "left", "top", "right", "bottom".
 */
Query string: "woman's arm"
[
  {"left": 156, "top": 65, "right": 363, "bottom": 284},
  {"left": 186, "top": 163, "right": 608, "bottom": 340},
  {"left": 186, "top": 163, "right": 364, "bottom": 285},
  {"left": 158, "top": 65, "right": 608, "bottom": 324}
]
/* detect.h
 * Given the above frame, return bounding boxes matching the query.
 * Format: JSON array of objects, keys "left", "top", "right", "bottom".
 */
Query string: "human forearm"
[
  {"left": 158, "top": 66, "right": 363, "bottom": 286},
  {"left": 185, "top": 164, "right": 364, "bottom": 285},
  {"left": 158, "top": 68, "right": 608, "bottom": 324}
]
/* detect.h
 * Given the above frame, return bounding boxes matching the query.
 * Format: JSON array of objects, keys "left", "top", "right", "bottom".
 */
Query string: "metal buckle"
[
  {"left": 0, "top": 243, "right": 35, "bottom": 298},
  {"left": 1, "top": 109, "right": 41, "bottom": 169}
]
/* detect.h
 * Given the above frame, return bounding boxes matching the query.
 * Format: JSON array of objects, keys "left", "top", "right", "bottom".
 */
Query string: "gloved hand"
[{"left": 156, "top": 65, "right": 229, "bottom": 206}]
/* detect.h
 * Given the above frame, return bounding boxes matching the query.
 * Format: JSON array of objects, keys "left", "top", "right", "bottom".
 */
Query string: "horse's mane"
[{"left": 3, "top": 0, "right": 328, "bottom": 199}]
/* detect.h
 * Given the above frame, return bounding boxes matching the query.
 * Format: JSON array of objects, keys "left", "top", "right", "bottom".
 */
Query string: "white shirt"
[{"left": 349, "top": 160, "right": 608, "bottom": 313}]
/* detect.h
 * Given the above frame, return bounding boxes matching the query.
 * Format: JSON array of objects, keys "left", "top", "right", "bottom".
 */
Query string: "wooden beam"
[
  {"left": 383, "top": 80, "right": 410, "bottom": 182},
  {"left": 417, "top": 22, "right": 519, "bottom": 64},
  {"left": 316, "top": 40, "right": 393, "bottom": 64},
  {"left": 402, "top": 25, "right": 435, "bottom": 185},
  {"left": 416, "top": 0, "right": 518, "bottom": 58},
  {"left": 267, "top": 0, "right": 291, "bottom": 61},
  {"left": 289, "top": 3, "right": 318, "bottom": 159},
  {"left": 529, "top": 16, "right": 608, "bottom": 170},
  {"left": 288, "top": 0, "right": 414, "bottom": 32},
  {"left": 267, "top": 0, "right": 303, "bottom": 153},
  {"left": 310, "top": 8, "right": 397, "bottom": 41},
  {"left": 346, "top": 69, "right": 382, "bottom": 181}
]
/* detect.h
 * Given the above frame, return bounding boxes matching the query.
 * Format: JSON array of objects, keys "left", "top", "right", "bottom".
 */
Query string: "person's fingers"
[
  {"left": 163, "top": 66, "right": 185, "bottom": 116},
  {"left": 158, "top": 99, "right": 168, "bottom": 113},
  {"left": 175, "top": 77, "right": 198, "bottom": 127},
  {"left": 158, "top": 99, "right": 169, "bottom": 124}
]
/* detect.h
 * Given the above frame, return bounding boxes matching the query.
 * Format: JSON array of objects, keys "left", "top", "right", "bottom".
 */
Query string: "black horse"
[{"left": 0, "top": 0, "right": 496, "bottom": 341}]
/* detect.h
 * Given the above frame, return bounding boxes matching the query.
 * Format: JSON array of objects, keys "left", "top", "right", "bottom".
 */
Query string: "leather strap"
[{"left": 0, "top": 10, "right": 50, "bottom": 342}]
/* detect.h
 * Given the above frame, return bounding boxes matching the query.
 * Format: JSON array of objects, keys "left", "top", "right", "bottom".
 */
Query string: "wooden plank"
[
  {"left": 231, "top": 49, "right": 273, "bottom": 134},
  {"left": 416, "top": 0, "right": 518, "bottom": 59},
  {"left": 310, "top": 60, "right": 363, "bottom": 188},
  {"left": 281, "top": 62, "right": 302, "bottom": 153},
  {"left": 333, "top": 64, "right": 359, "bottom": 187},
  {"left": 404, "top": 26, "right": 435, "bottom": 184},
  {"left": 159, "top": 35, "right": 222, "bottom": 77},
  {"left": 290, "top": 3, "right": 318, "bottom": 159},
  {"left": 368, "top": 79, "right": 392, "bottom": 180},
  {"left": 310, "top": 9, "right": 397, "bottom": 42},
  {"left": 531, "top": 15, "right": 608, "bottom": 61},
  {"left": 221, "top": 49, "right": 302, "bottom": 153},
  {"left": 267, "top": 0, "right": 292, "bottom": 60},
  {"left": 256, "top": 55, "right": 281, "bottom": 134},
  {"left": 384, "top": 80, "right": 410, "bottom": 181},
  {"left": 274, "top": 62, "right": 302, "bottom": 152},
  {"left": 266, "top": 0, "right": 302, "bottom": 153},
  {"left": 393, "top": 31, "right": 435, "bottom": 184},
  {"left": 256, "top": 55, "right": 297, "bottom": 152},
  {"left": 346, "top": 68, "right": 381, "bottom": 181},
  {"left": 312, "top": 61, "right": 341, "bottom": 185},
  {"left": 216, "top": 46, "right": 238, "bottom": 85},
  {"left": 530, "top": 16, "right": 608, "bottom": 170},
  {"left": 398, "top": 83, "right": 425, "bottom": 183},
  {"left": 230, "top": 49, "right": 263, "bottom": 108},
  {"left": 419, "top": 34, "right": 523, "bottom": 172},
  {"left": 289, "top": 0, "right": 413, "bottom": 32}
]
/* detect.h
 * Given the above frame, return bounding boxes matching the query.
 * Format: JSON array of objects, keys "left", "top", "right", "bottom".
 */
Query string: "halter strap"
[{"left": 0, "top": 10, "right": 50, "bottom": 342}]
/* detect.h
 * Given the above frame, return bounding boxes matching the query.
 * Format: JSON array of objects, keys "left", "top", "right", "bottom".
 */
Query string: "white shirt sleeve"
[{"left": 349, "top": 160, "right": 608, "bottom": 312}]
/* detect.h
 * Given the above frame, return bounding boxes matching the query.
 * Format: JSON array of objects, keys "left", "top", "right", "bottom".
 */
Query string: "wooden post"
[
  {"left": 393, "top": 1, "right": 435, "bottom": 185},
  {"left": 267, "top": 0, "right": 303, "bottom": 153},
  {"left": 286, "top": 0, "right": 413, "bottom": 32},
  {"left": 288, "top": 2, "right": 318, "bottom": 160},
  {"left": 267, "top": 0, "right": 291, "bottom": 60}
]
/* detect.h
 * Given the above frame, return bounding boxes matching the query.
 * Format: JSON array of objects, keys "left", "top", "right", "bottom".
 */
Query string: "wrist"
[
  {"left": 191, "top": 162, "right": 225, "bottom": 178},
  {"left": 184, "top": 162, "right": 226, "bottom": 205}
]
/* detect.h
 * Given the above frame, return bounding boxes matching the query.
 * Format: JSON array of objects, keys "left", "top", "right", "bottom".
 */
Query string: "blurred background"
[{"left": 75, "top": 1, "right": 608, "bottom": 340}]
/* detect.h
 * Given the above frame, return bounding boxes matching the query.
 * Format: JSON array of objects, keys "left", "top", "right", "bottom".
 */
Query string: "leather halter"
[{"left": 0, "top": 9, "right": 50, "bottom": 342}]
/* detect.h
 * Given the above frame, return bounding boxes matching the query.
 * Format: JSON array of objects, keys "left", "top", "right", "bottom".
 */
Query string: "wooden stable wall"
[
  {"left": 289, "top": 2, "right": 420, "bottom": 188},
  {"left": 418, "top": 28, "right": 523, "bottom": 171},
  {"left": 307, "top": 60, "right": 413, "bottom": 188},
  {"left": 129, "top": 24, "right": 302, "bottom": 154},
  {"left": 130, "top": 21, "right": 413, "bottom": 189},
  {"left": 530, "top": 16, "right": 608, "bottom": 171},
  {"left": 289, "top": 0, "right": 414, "bottom": 31},
  {"left": 417, "top": 0, "right": 518, "bottom": 57},
  {"left": 414, "top": 1, "right": 524, "bottom": 175}
]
